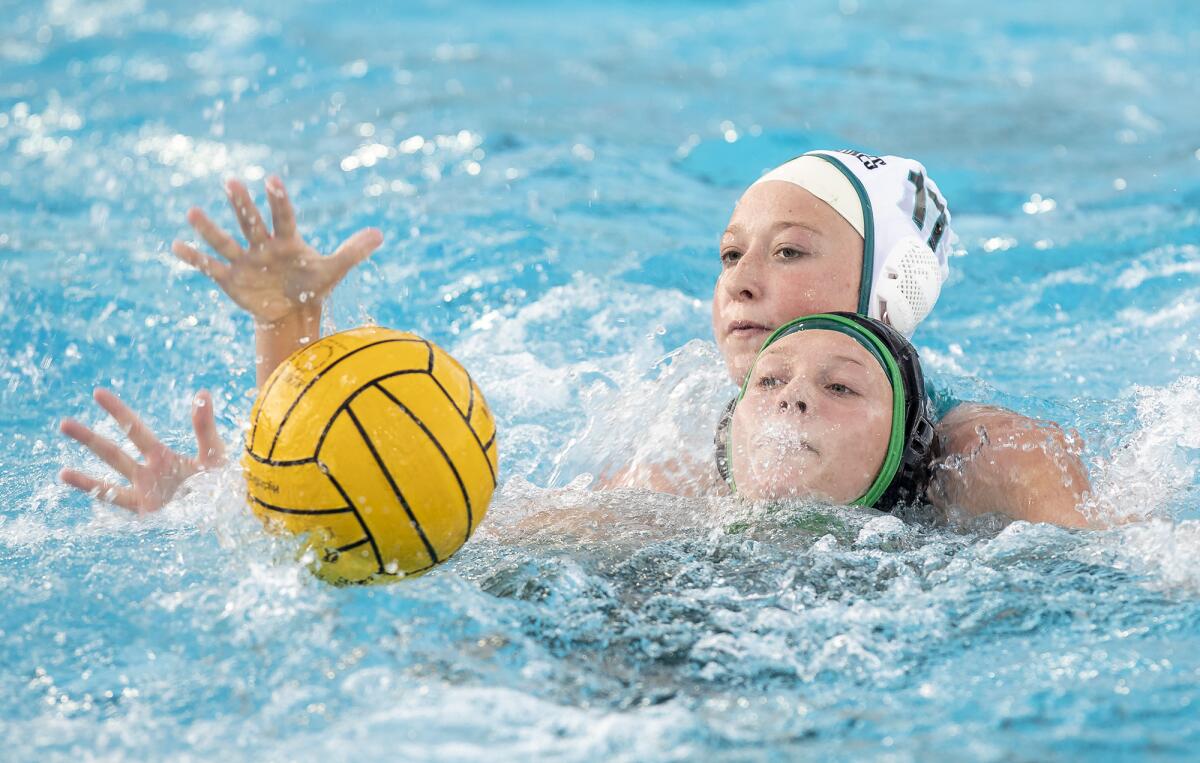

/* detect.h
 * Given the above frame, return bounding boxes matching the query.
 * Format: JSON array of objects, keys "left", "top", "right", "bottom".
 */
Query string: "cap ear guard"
[
  {"left": 714, "top": 398, "right": 735, "bottom": 488},
  {"left": 870, "top": 235, "right": 946, "bottom": 338},
  {"left": 874, "top": 374, "right": 938, "bottom": 511},
  {"left": 796, "top": 150, "right": 956, "bottom": 336}
]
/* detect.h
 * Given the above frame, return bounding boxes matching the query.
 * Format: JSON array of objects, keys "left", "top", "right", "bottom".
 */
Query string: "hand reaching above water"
[
  {"left": 59, "top": 389, "right": 226, "bottom": 514},
  {"left": 171, "top": 177, "right": 383, "bottom": 326},
  {"left": 171, "top": 177, "right": 383, "bottom": 385},
  {"left": 60, "top": 177, "right": 382, "bottom": 511}
]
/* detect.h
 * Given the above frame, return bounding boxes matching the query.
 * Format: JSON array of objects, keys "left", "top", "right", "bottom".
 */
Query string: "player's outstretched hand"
[
  {"left": 59, "top": 389, "right": 227, "bottom": 514},
  {"left": 171, "top": 176, "right": 383, "bottom": 326}
]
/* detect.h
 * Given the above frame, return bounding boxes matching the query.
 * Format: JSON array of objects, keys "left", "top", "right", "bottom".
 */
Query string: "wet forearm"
[{"left": 254, "top": 305, "right": 322, "bottom": 387}]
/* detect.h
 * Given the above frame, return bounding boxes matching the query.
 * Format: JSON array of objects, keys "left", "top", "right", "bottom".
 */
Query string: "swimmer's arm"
[
  {"left": 171, "top": 177, "right": 382, "bottom": 387},
  {"left": 254, "top": 308, "right": 322, "bottom": 389},
  {"left": 928, "top": 404, "right": 1093, "bottom": 528}
]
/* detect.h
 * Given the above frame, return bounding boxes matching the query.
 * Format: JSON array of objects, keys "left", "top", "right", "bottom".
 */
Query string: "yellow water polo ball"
[{"left": 241, "top": 326, "right": 498, "bottom": 584}]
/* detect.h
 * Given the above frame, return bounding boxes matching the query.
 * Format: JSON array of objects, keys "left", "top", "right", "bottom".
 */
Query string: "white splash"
[{"left": 1087, "top": 376, "right": 1200, "bottom": 523}]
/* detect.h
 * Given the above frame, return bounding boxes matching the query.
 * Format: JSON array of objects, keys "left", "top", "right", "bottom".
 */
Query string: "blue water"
[{"left": 4, "top": 1, "right": 1200, "bottom": 759}]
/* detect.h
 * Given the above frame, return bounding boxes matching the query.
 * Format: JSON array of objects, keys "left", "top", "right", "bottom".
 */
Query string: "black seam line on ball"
[
  {"left": 425, "top": 374, "right": 496, "bottom": 488},
  {"left": 393, "top": 558, "right": 439, "bottom": 576},
  {"left": 482, "top": 432, "right": 495, "bottom": 452},
  {"left": 242, "top": 445, "right": 315, "bottom": 467},
  {"left": 373, "top": 382, "right": 474, "bottom": 542},
  {"left": 245, "top": 361, "right": 425, "bottom": 467},
  {"left": 249, "top": 353, "right": 292, "bottom": 451},
  {"left": 262, "top": 338, "right": 428, "bottom": 460},
  {"left": 369, "top": 558, "right": 439, "bottom": 580},
  {"left": 307, "top": 369, "right": 428, "bottom": 461},
  {"left": 343, "top": 405, "right": 440, "bottom": 567},
  {"left": 334, "top": 537, "right": 370, "bottom": 553},
  {"left": 320, "top": 458, "right": 386, "bottom": 575},
  {"left": 249, "top": 496, "right": 352, "bottom": 515},
  {"left": 466, "top": 380, "right": 475, "bottom": 421}
]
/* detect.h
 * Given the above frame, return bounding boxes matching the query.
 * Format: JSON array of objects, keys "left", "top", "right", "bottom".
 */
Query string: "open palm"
[
  {"left": 172, "top": 177, "right": 382, "bottom": 325},
  {"left": 60, "top": 389, "right": 225, "bottom": 513}
]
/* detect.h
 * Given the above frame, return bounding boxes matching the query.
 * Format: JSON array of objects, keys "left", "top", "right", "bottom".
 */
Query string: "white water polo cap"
[{"left": 750, "top": 149, "right": 956, "bottom": 337}]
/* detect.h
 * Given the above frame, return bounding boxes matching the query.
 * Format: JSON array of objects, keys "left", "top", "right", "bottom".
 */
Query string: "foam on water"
[
  {"left": 5, "top": 451, "right": 1200, "bottom": 759},
  {"left": 1088, "top": 376, "right": 1200, "bottom": 523}
]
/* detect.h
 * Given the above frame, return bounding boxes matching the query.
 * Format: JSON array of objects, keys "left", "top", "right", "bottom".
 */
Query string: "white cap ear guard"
[{"left": 869, "top": 235, "right": 948, "bottom": 337}]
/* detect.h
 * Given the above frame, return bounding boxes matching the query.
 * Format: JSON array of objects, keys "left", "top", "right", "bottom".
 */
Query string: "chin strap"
[{"left": 715, "top": 398, "right": 735, "bottom": 489}]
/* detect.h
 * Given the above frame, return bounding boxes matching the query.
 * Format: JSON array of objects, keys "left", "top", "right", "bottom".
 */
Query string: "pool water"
[{"left": 3, "top": 1, "right": 1200, "bottom": 759}]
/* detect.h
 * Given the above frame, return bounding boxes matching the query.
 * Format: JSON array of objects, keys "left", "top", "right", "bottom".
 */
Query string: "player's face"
[
  {"left": 729, "top": 330, "right": 892, "bottom": 504},
  {"left": 713, "top": 181, "right": 864, "bottom": 383}
]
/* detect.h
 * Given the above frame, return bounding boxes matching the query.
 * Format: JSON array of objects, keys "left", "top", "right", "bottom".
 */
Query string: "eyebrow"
[
  {"left": 722, "top": 220, "right": 824, "bottom": 240},
  {"left": 828, "top": 354, "right": 865, "bottom": 368},
  {"left": 761, "top": 346, "right": 865, "bottom": 368}
]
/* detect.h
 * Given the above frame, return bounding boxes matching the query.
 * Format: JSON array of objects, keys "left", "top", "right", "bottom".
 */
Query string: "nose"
[
  {"left": 777, "top": 394, "right": 808, "bottom": 415},
  {"left": 774, "top": 374, "right": 815, "bottom": 415},
  {"left": 722, "top": 249, "right": 765, "bottom": 302}
]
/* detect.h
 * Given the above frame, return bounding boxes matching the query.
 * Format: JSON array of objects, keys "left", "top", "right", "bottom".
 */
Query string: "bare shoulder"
[
  {"left": 937, "top": 402, "right": 1049, "bottom": 436},
  {"left": 929, "top": 403, "right": 1094, "bottom": 528},
  {"left": 936, "top": 403, "right": 1083, "bottom": 459}
]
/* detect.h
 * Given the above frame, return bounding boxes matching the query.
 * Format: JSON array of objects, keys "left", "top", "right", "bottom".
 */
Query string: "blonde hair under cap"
[{"left": 750, "top": 149, "right": 956, "bottom": 337}]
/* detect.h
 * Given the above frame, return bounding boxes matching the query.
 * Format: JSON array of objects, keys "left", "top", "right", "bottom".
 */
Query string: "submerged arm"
[
  {"left": 928, "top": 403, "right": 1093, "bottom": 528},
  {"left": 594, "top": 456, "right": 726, "bottom": 498}
]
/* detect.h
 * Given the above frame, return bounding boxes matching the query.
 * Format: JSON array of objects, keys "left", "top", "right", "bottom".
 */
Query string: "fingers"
[
  {"left": 58, "top": 468, "right": 141, "bottom": 512},
  {"left": 59, "top": 417, "right": 139, "bottom": 479},
  {"left": 264, "top": 176, "right": 297, "bottom": 240},
  {"left": 92, "top": 388, "right": 167, "bottom": 458},
  {"left": 171, "top": 240, "right": 230, "bottom": 283},
  {"left": 327, "top": 228, "right": 384, "bottom": 284},
  {"left": 186, "top": 207, "right": 243, "bottom": 262},
  {"left": 225, "top": 179, "right": 269, "bottom": 247},
  {"left": 191, "top": 390, "right": 226, "bottom": 467}
]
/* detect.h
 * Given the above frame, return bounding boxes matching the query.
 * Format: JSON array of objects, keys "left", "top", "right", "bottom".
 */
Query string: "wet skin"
[
  {"left": 712, "top": 180, "right": 864, "bottom": 384},
  {"left": 730, "top": 330, "right": 892, "bottom": 503}
]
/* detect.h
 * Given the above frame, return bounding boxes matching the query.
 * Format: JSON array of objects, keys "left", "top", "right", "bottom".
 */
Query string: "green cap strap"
[{"left": 806, "top": 153, "right": 875, "bottom": 316}]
